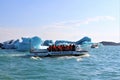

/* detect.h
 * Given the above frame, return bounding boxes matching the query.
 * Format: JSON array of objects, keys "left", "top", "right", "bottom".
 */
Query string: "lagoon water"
[{"left": 0, "top": 46, "right": 120, "bottom": 80}]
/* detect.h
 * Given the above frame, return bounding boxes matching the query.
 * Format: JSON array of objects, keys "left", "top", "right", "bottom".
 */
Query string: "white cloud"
[
  {"left": 104, "top": 16, "right": 116, "bottom": 21},
  {"left": 40, "top": 16, "right": 115, "bottom": 28},
  {"left": 49, "top": 16, "right": 116, "bottom": 27},
  {"left": 38, "top": 16, "right": 118, "bottom": 42},
  {"left": 0, "top": 16, "right": 118, "bottom": 42}
]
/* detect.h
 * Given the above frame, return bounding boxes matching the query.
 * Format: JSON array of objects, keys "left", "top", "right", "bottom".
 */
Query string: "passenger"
[
  {"left": 53, "top": 45, "right": 56, "bottom": 51},
  {"left": 66, "top": 45, "right": 69, "bottom": 51},
  {"left": 63, "top": 45, "right": 65, "bottom": 51},
  {"left": 51, "top": 45, "right": 54, "bottom": 51},
  {"left": 63, "top": 45, "right": 67, "bottom": 51},
  {"left": 55, "top": 46, "right": 58, "bottom": 51},
  {"left": 69, "top": 44, "right": 72, "bottom": 51},
  {"left": 57, "top": 45, "right": 62, "bottom": 51},
  {"left": 72, "top": 44, "right": 75, "bottom": 51},
  {"left": 58, "top": 45, "right": 62, "bottom": 51},
  {"left": 58, "top": 45, "right": 61, "bottom": 51},
  {"left": 54, "top": 45, "right": 58, "bottom": 51},
  {"left": 62, "top": 45, "right": 64, "bottom": 51},
  {"left": 62, "top": 45, "right": 67, "bottom": 51},
  {"left": 49, "top": 46, "right": 52, "bottom": 52}
]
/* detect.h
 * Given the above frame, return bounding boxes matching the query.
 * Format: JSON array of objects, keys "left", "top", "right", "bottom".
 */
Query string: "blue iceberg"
[
  {"left": 1, "top": 39, "right": 19, "bottom": 49},
  {"left": 55, "top": 40, "right": 74, "bottom": 46},
  {"left": 76, "top": 36, "right": 91, "bottom": 45},
  {"left": 17, "top": 37, "right": 31, "bottom": 51},
  {"left": 43, "top": 40, "right": 54, "bottom": 46},
  {"left": 17, "top": 36, "right": 42, "bottom": 51},
  {"left": 31, "top": 36, "right": 43, "bottom": 49}
]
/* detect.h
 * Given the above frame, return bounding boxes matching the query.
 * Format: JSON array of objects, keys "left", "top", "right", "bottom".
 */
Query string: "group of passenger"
[{"left": 47, "top": 44, "right": 75, "bottom": 51}]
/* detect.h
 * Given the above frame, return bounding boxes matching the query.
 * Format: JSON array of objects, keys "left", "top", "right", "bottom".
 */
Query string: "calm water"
[{"left": 0, "top": 46, "right": 120, "bottom": 80}]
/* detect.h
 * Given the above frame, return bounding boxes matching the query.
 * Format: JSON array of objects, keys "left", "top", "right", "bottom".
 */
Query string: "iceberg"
[
  {"left": 17, "top": 36, "right": 42, "bottom": 51},
  {"left": 31, "top": 36, "right": 43, "bottom": 49},
  {"left": 43, "top": 40, "right": 54, "bottom": 46},
  {"left": 1, "top": 39, "right": 19, "bottom": 49},
  {"left": 0, "top": 43, "right": 3, "bottom": 48},
  {"left": 17, "top": 37, "right": 31, "bottom": 51},
  {"left": 55, "top": 40, "right": 74, "bottom": 46},
  {"left": 0, "top": 35, "right": 99, "bottom": 51},
  {"left": 76, "top": 37, "right": 91, "bottom": 45}
]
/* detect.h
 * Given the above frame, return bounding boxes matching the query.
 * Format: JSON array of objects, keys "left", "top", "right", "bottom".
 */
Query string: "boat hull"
[{"left": 28, "top": 50, "right": 88, "bottom": 57}]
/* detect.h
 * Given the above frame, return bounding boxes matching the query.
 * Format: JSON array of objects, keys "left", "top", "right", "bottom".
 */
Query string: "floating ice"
[
  {"left": 76, "top": 36, "right": 91, "bottom": 45},
  {"left": 1, "top": 39, "right": 19, "bottom": 49},
  {"left": 43, "top": 40, "right": 54, "bottom": 46},
  {"left": 17, "top": 36, "right": 42, "bottom": 51}
]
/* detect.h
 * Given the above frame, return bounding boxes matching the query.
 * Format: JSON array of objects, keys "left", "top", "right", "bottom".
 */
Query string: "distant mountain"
[{"left": 100, "top": 41, "right": 120, "bottom": 46}]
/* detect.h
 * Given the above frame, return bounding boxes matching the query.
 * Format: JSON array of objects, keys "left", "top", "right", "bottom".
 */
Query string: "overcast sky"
[{"left": 0, "top": 0, "right": 119, "bottom": 42}]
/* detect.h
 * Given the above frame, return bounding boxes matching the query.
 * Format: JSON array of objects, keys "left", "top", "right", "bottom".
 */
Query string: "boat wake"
[
  {"left": 0, "top": 54, "right": 26, "bottom": 57},
  {"left": 80, "top": 53, "right": 90, "bottom": 57},
  {"left": 30, "top": 56, "right": 42, "bottom": 60},
  {"left": 0, "top": 53, "right": 90, "bottom": 61},
  {"left": 57, "top": 53, "right": 90, "bottom": 61}
]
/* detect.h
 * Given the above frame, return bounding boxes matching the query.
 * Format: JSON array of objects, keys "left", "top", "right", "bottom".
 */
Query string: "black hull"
[{"left": 28, "top": 50, "right": 88, "bottom": 57}]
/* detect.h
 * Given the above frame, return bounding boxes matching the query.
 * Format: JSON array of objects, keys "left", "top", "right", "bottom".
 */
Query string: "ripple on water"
[{"left": 0, "top": 46, "right": 120, "bottom": 80}]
